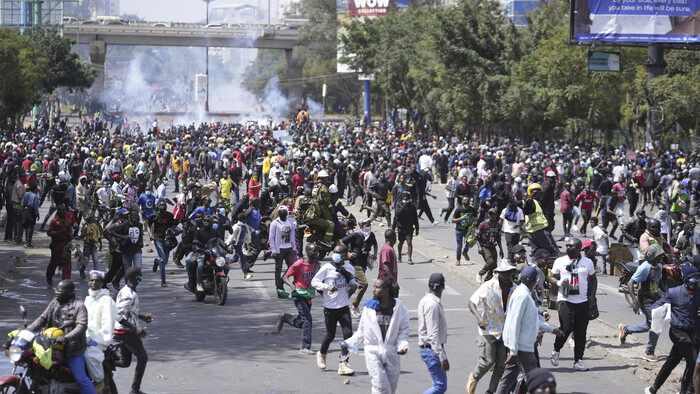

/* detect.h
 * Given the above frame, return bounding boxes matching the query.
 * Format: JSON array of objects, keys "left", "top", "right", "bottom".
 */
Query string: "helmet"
[
  {"left": 635, "top": 209, "right": 647, "bottom": 219},
  {"left": 527, "top": 183, "right": 542, "bottom": 197},
  {"left": 318, "top": 170, "right": 329, "bottom": 178},
  {"left": 646, "top": 218, "right": 661, "bottom": 237},
  {"left": 329, "top": 184, "right": 338, "bottom": 194},
  {"left": 43, "top": 327, "right": 66, "bottom": 350}
]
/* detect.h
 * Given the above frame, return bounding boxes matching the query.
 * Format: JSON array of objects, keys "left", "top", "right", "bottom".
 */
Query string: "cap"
[
  {"left": 494, "top": 259, "right": 517, "bottom": 273},
  {"left": 644, "top": 244, "right": 665, "bottom": 263},
  {"left": 682, "top": 264, "right": 699, "bottom": 280},
  {"left": 512, "top": 244, "right": 526, "bottom": 254},
  {"left": 514, "top": 177, "right": 522, "bottom": 183},
  {"left": 359, "top": 218, "right": 372, "bottom": 226},
  {"left": 526, "top": 368, "right": 555, "bottom": 392},
  {"left": 582, "top": 239, "right": 596, "bottom": 249},
  {"left": 117, "top": 208, "right": 129, "bottom": 215},
  {"left": 520, "top": 266, "right": 538, "bottom": 282},
  {"left": 428, "top": 273, "right": 445, "bottom": 290},
  {"left": 488, "top": 207, "right": 498, "bottom": 215},
  {"left": 546, "top": 171, "right": 556, "bottom": 177}
]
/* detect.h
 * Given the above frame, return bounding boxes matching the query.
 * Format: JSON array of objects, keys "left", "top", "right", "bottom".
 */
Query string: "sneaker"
[
  {"left": 643, "top": 353, "right": 658, "bottom": 362},
  {"left": 152, "top": 261, "right": 158, "bottom": 272},
  {"left": 550, "top": 350, "right": 560, "bottom": 366},
  {"left": 337, "top": 361, "right": 355, "bottom": 375},
  {"left": 352, "top": 307, "right": 361, "bottom": 318},
  {"left": 455, "top": 260, "right": 461, "bottom": 266},
  {"left": 466, "top": 372, "right": 478, "bottom": 394},
  {"left": 476, "top": 272, "right": 483, "bottom": 284},
  {"left": 619, "top": 324, "right": 627, "bottom": 344},
  {"left": 568, "top": 337, "right": 575, "bottom": 349},
  {"left": 644, "top": 387, "right": 657, "bottom": 394},
  {"left": 316, "top": 351, "right": 327, "bottom": 370},
  {"left": 432, "top": 221, "right": 439, "bottom": 226},
  {"left": 79, "top": 265, "right": 86, "bottom": 279},
  {"left": 161, "top": 283, "right": 168, "bottom": 288},
  {"left": 299, "top": 348, "right": 315, "bottom": 355},
  {"left": 408, "top": 259, "right": 414, "bottom": 265},
  {"left": 196, "top": 283, "right": 204, "bottom": 292},
  {"left": 174, "top": 260, "right": 184, "bottom": 268},
  {"left": 573, "top": 360, "right": 588, "bottom": 371},
  {"left": 275, "top": 313, "right": 284, "bottom": 332},
  {"left": 244, "top": 273, "right": 254, "bottom": 281},
  {"left": 397, "top": 257, "right": 402, "bottom": 264}
]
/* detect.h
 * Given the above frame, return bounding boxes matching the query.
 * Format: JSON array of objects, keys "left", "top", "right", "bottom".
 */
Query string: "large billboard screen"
[
  {"left": 337, "top": 0, "right": 409, "bottom": 72},
  {"left": 571, "top": 0, "right": 700, "bottom": 45}
]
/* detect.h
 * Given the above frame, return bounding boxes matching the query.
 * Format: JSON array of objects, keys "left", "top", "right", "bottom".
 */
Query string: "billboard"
[
  {"left": 571, "top": 0, "right": 700, "bottom": 45},
  {"left": 337, "top": 0, "right": 410, "bottom": 72},
  {"left": 588, "top": 51, "right": 621, "bottom": 71}
]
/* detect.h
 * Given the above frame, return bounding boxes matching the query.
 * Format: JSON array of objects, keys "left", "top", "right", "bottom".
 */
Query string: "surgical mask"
[
  {"left": 331, "top": 253, "right": 342, "bottom": 263},
  {"left": 163, "top": 180, "right": 169, "bottom": 185},
  {"left": 219, "top": 208, "right": 226, "bottom": 215},
  {"left": 361, "top": 226, "right": 372, "bottom": 235},
  {"left": 213, "top": 223, "right": 219, "bottom": 230},
  {"left": 146, "top": 191, "right": 151, "bottom": 196}
]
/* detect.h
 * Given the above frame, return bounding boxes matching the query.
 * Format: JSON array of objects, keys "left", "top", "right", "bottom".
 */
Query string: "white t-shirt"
[
  {"left": 279, "top": 219, "right": 293, "bottom": 249},
  {"left": 551, "top": 255, "right": 595, "bottom": 304},
  {"left": 311, "top": 262, "right": 356, "bottom": 309},
  {"left": 499, "top": 206, "right": 524, "bottom": 234},
  {"left": 592, "top": 225, "right": 609, "bottom": 254}
]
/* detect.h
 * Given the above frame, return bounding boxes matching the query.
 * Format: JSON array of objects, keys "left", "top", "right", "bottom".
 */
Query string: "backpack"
[
  {"left": 85, "top": 222, "right": 101, "bottom": 244},
  {"left": 295, "top": 197, "right": 315, "bottom": 223}
]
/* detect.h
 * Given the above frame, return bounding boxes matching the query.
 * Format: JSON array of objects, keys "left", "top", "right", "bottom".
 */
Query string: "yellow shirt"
[
  {"left": 171, "top": 157, "right": 181, "bottom": 173},
  {"left": 124, "top": 163, "right": 134, "bottom": 178},
  {"left": 219, "top": 178, "right": 233, "bottom": 199},
  {"left": 183, "top": 159, "right": 190, "bottom": 174},
  {"left": 262, "top": 157, "right": 271, "bottom": 175}
]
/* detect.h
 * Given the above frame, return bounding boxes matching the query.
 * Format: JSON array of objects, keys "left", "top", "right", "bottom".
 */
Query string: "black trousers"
[
  {"left": 114, "top": 331, "right": 148, "bottom": 392},
  {"left": 103, "top": 251, "right": 124, "bottom": 287},
  {"left": 320, "top": 306, "right": 352, "bottom": 362},
  {"left": 274, "top": 247, "right": 295, "bottom": 290},
  {"left": 504, "top": 232, "right": 520, "bottom": 261},
  {"left": 554, "top": 301, "right": 590, "bottom": 362},
  {"left": 442, "top": 197, "right": 455, "bottom": 221},
  {"left": 653, "top": 327, "right": 694, "bottom": 391}
]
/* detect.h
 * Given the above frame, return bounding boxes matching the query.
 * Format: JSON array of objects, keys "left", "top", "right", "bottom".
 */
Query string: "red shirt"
[
  {"left": 560, "top": 189, "right": 574, "bottom": 213},
  {"left": 285, "top": 258, "right": 318, "bottom": 289},
  {"left": 292, "top": 174, "right": 305, "bottom": 191},
  {"left": 248, "top": 178, "right": 261, "bottom": 198},
  {"left": 576, "top": 191, "right": 599, "bottom": 211},
  {"left": 378, "top": 244, "right": 397, "bottom": 281}
]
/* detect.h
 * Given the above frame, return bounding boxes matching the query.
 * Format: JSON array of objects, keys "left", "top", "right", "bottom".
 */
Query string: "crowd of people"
[{"left": 2, "top": 112, "right": 700, "bottom": 394}]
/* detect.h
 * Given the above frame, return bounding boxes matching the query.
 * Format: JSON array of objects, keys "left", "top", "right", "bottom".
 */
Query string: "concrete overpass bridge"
[{"left": 62, "top": 22, "right": 306, "bottom": 108}]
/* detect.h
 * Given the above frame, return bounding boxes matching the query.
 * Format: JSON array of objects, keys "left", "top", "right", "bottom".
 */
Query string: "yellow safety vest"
[{"left": 525, "top": 200, "right": 548, "bottom": 233}]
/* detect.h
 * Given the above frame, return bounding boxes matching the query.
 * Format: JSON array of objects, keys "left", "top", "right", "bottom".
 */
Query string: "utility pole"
[
  {"left": 203, "top": 0, "right": 214, "bottom": 112},
  {"left": 645, "top": 44, "right": 665, "bottom": 150}
]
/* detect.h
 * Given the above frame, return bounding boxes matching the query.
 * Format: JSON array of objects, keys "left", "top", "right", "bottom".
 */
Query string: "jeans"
[
  {"left": 320, "top": 306, "right": 352, "bottom": 362},
  {"left": 274, "top": 247, "right": 295, "bottom": 290},
  {"left": 504, "top": 232, "right": 520, "bottom": 261},
  {"left": 122, "top": 251, "right": 142, "bottom": 271},
  {"left": 24, "top": 221, "right": 35, "bottom": 245},
  {"left": 473, "top": 334, "right": 507, "bottom": 393},
  {"left": 495, "top": 350, "right": 538, "bottom": 394},
  {"left": 281, "top": 296, "right": 313, "bottom": 350},
  {"left": 66, "top": 353, "right": 98, "bottom": 394},
  {"left": 419, "top": 347, "right": 447, "bottom": 394},
  {"left": 82, "top": 243, "right": 99, "bottom": 271},
  {"left": 595, "top": 252, "right": 608, "bottom": 272},
  {"left": 233, "top": 244, "right": 249, "bottom": 273},
  {"left": 624, "top": 301, "right": 659, "bottom": 355},
  {"left": 114, "top": 331, "right": 148, "bottom": 393},
  {"left": 173, "top": 171, "right": 180, "bottom": 192},
  {"left": 154, "top": 240, "right": 171, "bottom": 283},
  {"left": 554, "top": 301, "right": 590, "bottom": 362},
  {"left": 455, "top": 230, "right": 468, "bottom": 261}
]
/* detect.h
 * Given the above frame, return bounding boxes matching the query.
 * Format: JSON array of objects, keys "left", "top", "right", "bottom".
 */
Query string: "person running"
[
  {"left": 341, "top": 218, "right": 378, "bottom": 317},
  {"left": 378, "top": 229, "right": 399, "bottom": 295},
  {"left": 276, "top": 243, "right": 320, "bottom": 355},
  {"left": 269, "top": 206, "right": 297, "bottom": 295},
  {"left": 475, "top": 208, "right": 505, "bottom": 283},
  {"left": 453, "top": 196, "right": 477, "bottom": 266},
  {"left": 311, "top": 244, "right": 358, "bottom": 376},
  {"left": 392, "top": 191, "right": 419, "bottom": 265},
  {"left": 500, "top": 195, "right": 524, "bottom": 261}
]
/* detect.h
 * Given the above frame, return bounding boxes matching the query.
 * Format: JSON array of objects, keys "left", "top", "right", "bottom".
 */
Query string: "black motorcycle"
[{"left": 185, "top": 238, "right": 231, "bottom": 305}]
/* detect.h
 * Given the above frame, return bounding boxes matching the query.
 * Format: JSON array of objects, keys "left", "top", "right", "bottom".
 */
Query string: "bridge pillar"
[
  {"left": 285, "top": 46, "right": 304, "bottom": 111},
  {"left": 89, "top": 41, "right": 107, "bottom": 104}
]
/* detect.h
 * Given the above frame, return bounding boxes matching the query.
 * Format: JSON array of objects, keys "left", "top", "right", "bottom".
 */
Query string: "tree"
[
  {"left": 27, "top": 26, "right": 95, "bottom": 94},
  {"left": 0, "top": 28, "right": 45, "bottom": 129}
]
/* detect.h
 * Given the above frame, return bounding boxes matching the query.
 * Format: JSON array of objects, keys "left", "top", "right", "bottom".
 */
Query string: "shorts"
[{"left": 397, "top": 228, "right": 413, "bottom": 242}]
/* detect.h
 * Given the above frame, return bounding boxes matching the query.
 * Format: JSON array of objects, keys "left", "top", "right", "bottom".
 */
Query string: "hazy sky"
[{"left": 121, "top": 0, "right": 209, "bottom": 23}]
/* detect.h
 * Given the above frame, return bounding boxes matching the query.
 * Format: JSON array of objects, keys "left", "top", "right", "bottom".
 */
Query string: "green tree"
[{"left": 0, "top": 28, "right": 45, "bottom": 129}]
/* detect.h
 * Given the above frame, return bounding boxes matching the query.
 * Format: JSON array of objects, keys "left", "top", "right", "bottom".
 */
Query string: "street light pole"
[{"left": 203, "top": 0, "right": 214, "bottom": 113}]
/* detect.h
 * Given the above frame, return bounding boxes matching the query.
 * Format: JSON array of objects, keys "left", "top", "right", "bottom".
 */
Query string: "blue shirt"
[
  {"left": 652, "top": 285, "right": 700, "bottom": 332},
  {"left": 188, "top": 206, "right": 211, "bottom": 220},
  {"left": 632, "top": 262, "right": 662, "bottom": 284},
  {"left": 247, "top": 209, "right": 261, "bottom": 231},
  {"left": 137, "top": 194, "right": 156, "bottom": 219}
]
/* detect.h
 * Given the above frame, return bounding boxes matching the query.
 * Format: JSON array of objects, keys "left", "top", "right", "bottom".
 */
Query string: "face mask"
[
  {"left": 361, "top": 226, "right": 371, "bottom": 235},
  {"left": 136, "top": 277, "right": 143, "bottom": 285},
  {"left": 219, "top": 208, "right": 226, "bottom": 216},
  {"left": 163, "top": 181, "right": 169, "bottom": 185},
  {"left": 332, "top": 253, "right": 342, "bottom": 263},
  {"left": 213, "top": 223, "right": 219, "bottom": 230},
  {"left": 146, "top": 191, "right": 151, "bottom": 196}
]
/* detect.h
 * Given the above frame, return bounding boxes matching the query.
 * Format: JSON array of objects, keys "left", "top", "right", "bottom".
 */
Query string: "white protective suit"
[
  {"left": 344, "top": 298, "right": 410, "bottom": 394},
  {"left": 85, "top": 288, "right": 117, "bottom": 349}
]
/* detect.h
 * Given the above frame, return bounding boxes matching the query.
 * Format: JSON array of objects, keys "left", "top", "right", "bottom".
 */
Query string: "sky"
[{"left": 120, "top": 0, "right": 209, "bottom": 23}]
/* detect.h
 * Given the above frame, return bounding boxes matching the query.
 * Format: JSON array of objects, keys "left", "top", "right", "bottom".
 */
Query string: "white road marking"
[{"left": 239, "top": 280, "right": 272, "bottom": 300}]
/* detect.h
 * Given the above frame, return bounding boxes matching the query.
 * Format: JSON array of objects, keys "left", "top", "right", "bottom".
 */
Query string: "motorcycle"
[
  {"left": 185, "top": 238, "right": 232, "bottom": 305},
  {"left": 299, "top": 213, "right": 356, "bottom": 260},
  {"left": 1, "top": 306, "right": 118, "bottom": 394},
  {"left": 615, "top": 253, "right": 684, "bottom": 307}
]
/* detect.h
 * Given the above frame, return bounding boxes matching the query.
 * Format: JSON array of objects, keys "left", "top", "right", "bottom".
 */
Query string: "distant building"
[
  {"left": 209, "top": 0, "right": 280, "bottom": 24},
  {"left": 502, "top": 0, "right": 539, "bottom": 25}
]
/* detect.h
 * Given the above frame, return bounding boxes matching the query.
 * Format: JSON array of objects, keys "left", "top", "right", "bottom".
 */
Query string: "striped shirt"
[{"left": 445, "top": 178, "right": 457, "bottom": 199}]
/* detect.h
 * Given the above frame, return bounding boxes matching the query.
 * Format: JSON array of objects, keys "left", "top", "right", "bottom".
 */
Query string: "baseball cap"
[
  {"left": 582, "top": 239, "right": 596, "bottom": 249},
  {"left": 512, "top": 244, "right": 526, "bottom": 254},
  {"left": 527, "top": 368, "right": 556, "bottom": 392},
  {"left": 520, "top": 266, "right": 538, "bottom": 282},
  {"left": 117, "top": 208, "right": 129, "bottom": 215},
  {"left": 428, "top": 273, "right": 445, "bottom": 290}
]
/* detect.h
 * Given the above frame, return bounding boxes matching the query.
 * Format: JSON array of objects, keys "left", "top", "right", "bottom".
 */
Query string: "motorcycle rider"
[
  {"left": 306, "top": 170, "right": 335, "bottom": 249},
  {"left": 640, "top": 218, "right": 677, "bottom": 254},
  {"left": 84, "top": 271, "right": 117, "bottom": 392},
  {"left": 618, "top": 244, "right": 664, "bottom": 362},
  {"left": 27, "top": 280, "right": 97, "bottom": 394},
  {"left": 186, "top": 215, "right": 220, "bottom": 292},
  {"left": 522, "top": 184, "right": 560, "bottom": 264},
  {"left": 621, "top": 210, "right": 648, "bottom": 262}
]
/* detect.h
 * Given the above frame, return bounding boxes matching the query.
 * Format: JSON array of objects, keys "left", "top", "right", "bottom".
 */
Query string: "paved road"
[{"left": 0, "top": 183, "right": 687, "bottom": 393}]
